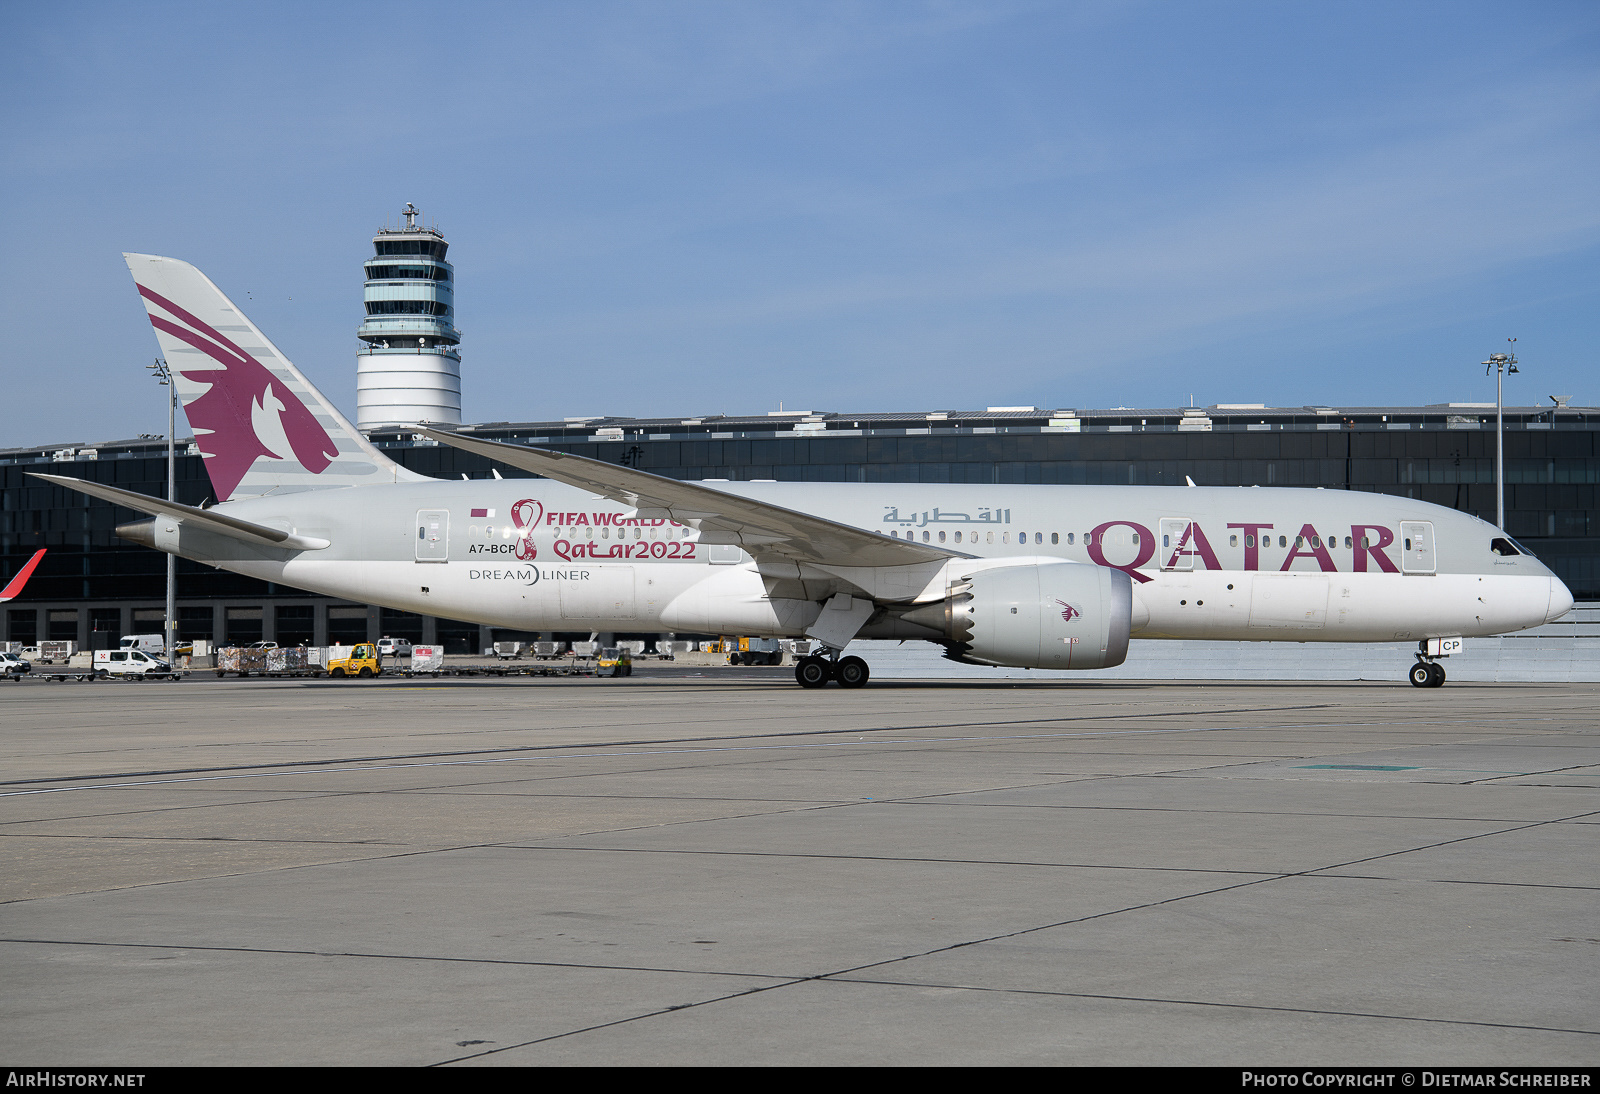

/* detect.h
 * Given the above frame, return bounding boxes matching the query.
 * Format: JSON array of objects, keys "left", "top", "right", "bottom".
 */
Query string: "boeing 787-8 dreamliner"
[{"left": 34, "top": 255, "right": 1574, "bottom": 689}]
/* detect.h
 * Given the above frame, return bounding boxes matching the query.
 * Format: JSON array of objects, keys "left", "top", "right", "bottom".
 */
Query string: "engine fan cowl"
[{"left": 903, "top": 561, "right": 1133, "bottom": 669}]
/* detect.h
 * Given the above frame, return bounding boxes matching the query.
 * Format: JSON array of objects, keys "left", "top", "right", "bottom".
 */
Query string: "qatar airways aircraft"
[{"left": 35, "top": 255, "right": 1573, "bottom": 689}]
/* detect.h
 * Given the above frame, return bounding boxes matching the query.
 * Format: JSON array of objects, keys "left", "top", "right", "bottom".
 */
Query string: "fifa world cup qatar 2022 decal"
[{"left": 466, "top": 504, "right": 700, "bottom": 563}]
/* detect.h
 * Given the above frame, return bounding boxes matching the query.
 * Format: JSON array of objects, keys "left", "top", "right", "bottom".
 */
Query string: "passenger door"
[
  {"left": 1159, "top": 518, "right": 1195, "bottom": 571},
  {"left": 416, "top": 510, "right": 449, "bottom": 562},
  {"left": 1400, "top": 521, "right": 1436, "bottom": 574}
]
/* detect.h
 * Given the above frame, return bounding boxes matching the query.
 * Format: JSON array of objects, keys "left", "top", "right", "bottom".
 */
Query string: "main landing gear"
[{"left": 794, "top": 651, "right": 870, "bottom": 689}]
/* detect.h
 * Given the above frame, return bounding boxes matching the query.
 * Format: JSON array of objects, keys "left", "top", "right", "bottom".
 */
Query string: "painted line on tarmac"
[{"left": 0, "top": 721, "right": 1346, "bottom": 799}]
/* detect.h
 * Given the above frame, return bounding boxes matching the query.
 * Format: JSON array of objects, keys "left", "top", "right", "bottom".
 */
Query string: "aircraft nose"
[{"left": 1546, "top": 576, "right": 1575, "bottom": 624}]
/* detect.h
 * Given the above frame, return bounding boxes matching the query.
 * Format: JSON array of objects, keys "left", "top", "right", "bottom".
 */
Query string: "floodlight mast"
[
  {"left": 1483, "top": 339, "right": 1519, "bottom": 531},
  {"left": 147, "top": 358, "right": 176, "bottom": 664}
]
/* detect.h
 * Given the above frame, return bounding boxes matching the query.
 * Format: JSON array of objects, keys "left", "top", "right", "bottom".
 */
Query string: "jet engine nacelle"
[{"left": 901, "top": 561, "right": 1133, "bottom": 669}]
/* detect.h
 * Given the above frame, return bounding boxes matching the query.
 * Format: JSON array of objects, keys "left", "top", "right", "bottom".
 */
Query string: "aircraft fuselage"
[{"left": 158, "top": 479, "right": 1569, "bottom": 645}]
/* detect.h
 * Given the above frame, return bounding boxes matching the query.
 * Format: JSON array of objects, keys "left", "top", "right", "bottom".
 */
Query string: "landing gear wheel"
[
  {"left": 836, "top": 656, "right": 870, "bottom": 689},
  {"left": 1427, "top": 662, "right": 1446, "bottom": 688},
  {"left": 795, "top": 656, "right": 832, "bottom": 689},
  {"left": 1409, "top": 663, "right": 1432, "bottom": 687}
]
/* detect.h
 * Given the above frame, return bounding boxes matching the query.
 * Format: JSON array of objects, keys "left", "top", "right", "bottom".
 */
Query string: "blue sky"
[{"left": 5, "top": 1, "right": 1597, "bottom": 445}]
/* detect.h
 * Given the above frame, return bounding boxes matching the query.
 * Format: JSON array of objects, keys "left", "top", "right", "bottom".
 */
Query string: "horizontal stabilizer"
[
  {"left": 417, "top": 429, "right": 967, "bottom": 569},
  {"left": 0, "top": 549, "right": 46, "bottom": 603},
  {"left": 28, "top": 474, "right": 330, "bottom": 551}
]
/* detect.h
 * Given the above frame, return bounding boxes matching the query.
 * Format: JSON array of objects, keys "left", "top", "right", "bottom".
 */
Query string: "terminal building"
[{"left": 5, "top": 401, "right": 1596, "bottom": 652}]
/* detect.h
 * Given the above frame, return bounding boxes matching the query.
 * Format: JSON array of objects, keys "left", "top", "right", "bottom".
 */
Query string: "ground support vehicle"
[
  {"left": 404, "top": 656, "right": 596, "bottom": 678},
  {"left": 725, "top": 637, "right": 783, "bottom": 666},
  {"left": 597, "top": 647, "right": 633, "bottom": 677},
  {"left": 215, "top": 646, "right": 325, "bottom": 678},
  {"left": 9, "top": 668, "right": 101, "bottom": 683},
  {"left": 92, "top": 649, "right": 184, "bottom": 681},
  {"left": 405, "top": 645, "right": 445, "bottom": 675},
  {"left": 22, "top": 641, "right": 78, "bottom": 665},
  {"left": 325, "top": 644, "right": 383, "bottom": 679},
  {"left": 492, "top": 641, "right": 525, "bottom": 660},
  {"left": 1, "top": 651, "right": 31, "bottom": 678}
]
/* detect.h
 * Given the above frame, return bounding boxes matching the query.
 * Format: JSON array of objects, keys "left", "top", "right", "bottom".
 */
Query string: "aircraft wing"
[
  {"left": 1, "top": 549, "right": 46, "bottom": 603},
  {"left": 28, "top": 474, "right": 330, "bottom": 551},
  {"left": 417, "top": 429, "right": 966, "bottom": 568}
]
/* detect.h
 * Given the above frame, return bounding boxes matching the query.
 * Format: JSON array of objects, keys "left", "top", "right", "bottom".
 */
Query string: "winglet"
[{"left": 0, "top": 549, "right": 46, "bottom": 603}]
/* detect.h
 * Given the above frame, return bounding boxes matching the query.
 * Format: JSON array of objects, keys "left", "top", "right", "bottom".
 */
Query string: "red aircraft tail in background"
[{"left": 0, "top": 549, "right": 46, "bottom": 603}]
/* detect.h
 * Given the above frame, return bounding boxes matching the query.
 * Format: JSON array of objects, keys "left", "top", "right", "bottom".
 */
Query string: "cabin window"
[
  {"left": 938, "top": 530, "right": 946, "bottom": 543},
  {"left": 1404, "top": 538, "right": 1412, "bottom": 551},
  {"left": 1067, "top": 533, "right": 1075, "bottom": 544},
  {"left": 1131, "top": 532, "right": 1139, "bottom": 545},
  {"left": 1051, "top": 533, "right": 1059, "bottom": 545},
  {"left": 1279, "top": 536, "right": 1287, "bottom": 548},
  {"left": 1344, "top": 536, "right": 1352, "bottom": 548},
  {"left": 922, "top": 531, "right": 930, "bottom": 543},
  {"left": 1229, "top": 534, "right": 1238, "bottom": 547},
  {"left": 1245, "top": 535, "right": 1254, "bottom": 548},
  {"left": 953, "top": 531, "right": 962, "bottom": 543},
  {"left": 987, "top": 531, "right": 994, "bottom": 544}
]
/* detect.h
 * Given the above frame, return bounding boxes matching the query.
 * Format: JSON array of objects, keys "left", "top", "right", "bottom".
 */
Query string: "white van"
[
  {"left": 120, "top": 634, "right": 167, "bottom": 655},
  {"left": 94, "top": 649, "right": 179, "bottom": 679}
]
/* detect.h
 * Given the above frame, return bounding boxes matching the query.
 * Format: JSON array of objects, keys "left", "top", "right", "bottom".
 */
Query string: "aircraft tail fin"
[
  {"left": 1, "top": 549, "right": 46, "bottom": 603},
  {"left": 123, "top": 254, "right": 427, "bottom": 501}
]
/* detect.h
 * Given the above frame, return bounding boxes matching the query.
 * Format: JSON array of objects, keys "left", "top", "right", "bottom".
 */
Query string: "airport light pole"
[
  {"left": 1483, "top": 339, "right": 1518, "bottom": 531},
  {"left": 148, "top": 358, "right": 177, "bottom": 665}
]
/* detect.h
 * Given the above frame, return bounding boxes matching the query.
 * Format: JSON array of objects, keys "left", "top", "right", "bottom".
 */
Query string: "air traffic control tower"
[{"left": 356, "top": 204, "right": 461, "bottom": 430}]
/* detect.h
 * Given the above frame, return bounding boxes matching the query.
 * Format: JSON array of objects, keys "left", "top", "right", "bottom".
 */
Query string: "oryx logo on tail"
[{"left": 137, "top": 284, "right": 338, "bottom": 500}]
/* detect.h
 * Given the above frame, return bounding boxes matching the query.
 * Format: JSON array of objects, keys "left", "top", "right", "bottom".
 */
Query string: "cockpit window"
[{"left": 1490, "top": 537, "right": 1534, "bottom": 558}]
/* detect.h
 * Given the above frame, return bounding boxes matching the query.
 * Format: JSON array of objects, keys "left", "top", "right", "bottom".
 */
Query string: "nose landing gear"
[
  {"left": 1409, "top": 638, "right": 1453, "bottom": 688},
  {"left": 1408, "top": 660, "right": 1445, "bottom": 688},
  {"left": 794, "top": 651, "right": 870, "bottom": 689}
]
